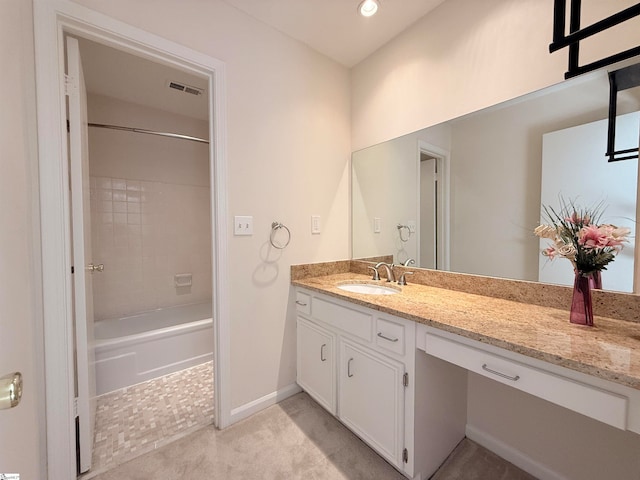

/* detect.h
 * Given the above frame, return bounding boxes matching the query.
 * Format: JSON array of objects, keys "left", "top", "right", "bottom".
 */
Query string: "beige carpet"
[
  {"left": 89, "top": 392, "right": 535, "bottom": 479},
  {"left": 432, "top": 437, "right": 536, "bottom": 480}
]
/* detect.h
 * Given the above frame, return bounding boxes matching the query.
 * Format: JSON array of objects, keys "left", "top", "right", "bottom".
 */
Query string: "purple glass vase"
[
  {"left": 570, "top": 271, "right": 594, "bottom": 326},
  {"left": 590, "top": 270, "right": 602, "bottom": 290}
]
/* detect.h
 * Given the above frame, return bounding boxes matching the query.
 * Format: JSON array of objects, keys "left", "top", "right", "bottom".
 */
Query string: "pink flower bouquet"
[{"left": 534, "top": 200, "right": 631, "bottom": 275}]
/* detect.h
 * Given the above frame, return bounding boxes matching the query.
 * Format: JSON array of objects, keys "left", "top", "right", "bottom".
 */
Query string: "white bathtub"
[{"left": 94, "top": 302, "right": 213, "bottom": 395}]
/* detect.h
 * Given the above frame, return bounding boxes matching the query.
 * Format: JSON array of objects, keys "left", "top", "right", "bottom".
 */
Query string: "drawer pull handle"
[
  {"left": 295, "top": 300, "right": 308, "bottom": 307},
  {"left": 377, "top": 332, "right": 399, "bottom": 343},
  {"left": 320, "top": 344, "right": 327, "bottom": 362},
  {"left": 347, "top": 358, "right": 354, "bottom": 377},
  {"left": 482, "top": 364, "right": 520, "bottom": 382}
]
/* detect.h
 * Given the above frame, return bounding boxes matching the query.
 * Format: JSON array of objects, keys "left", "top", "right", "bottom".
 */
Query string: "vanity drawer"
[
  {"left": 312, "top": 297, "right": 373, "bottom": 342},
  {"left": 295, "top": 291, "right": 311, "bottom": 316},
  {"left": 425, "top": 332, "right": 628, "bottom": 430},
  {"left": 375, "top": 317, "right": 405, "bottom": 356}
]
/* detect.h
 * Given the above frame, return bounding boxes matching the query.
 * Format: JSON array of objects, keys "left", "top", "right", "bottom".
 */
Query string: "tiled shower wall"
[
  {"left": 87, "top": 93, "right": 211, "bottom": 322},
  {"left": 90, "top": 176, "right": 211, "bottom": 321}
]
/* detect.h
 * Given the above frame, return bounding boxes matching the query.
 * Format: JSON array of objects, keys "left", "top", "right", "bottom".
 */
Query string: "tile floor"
[{"left": 86, "top": 361, "right": 214, "bottom": 477}]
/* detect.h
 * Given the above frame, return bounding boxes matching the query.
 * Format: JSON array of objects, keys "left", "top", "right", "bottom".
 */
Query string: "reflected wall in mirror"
[{"left": 352, "top": 66, "right": 640, "bottom": 293}]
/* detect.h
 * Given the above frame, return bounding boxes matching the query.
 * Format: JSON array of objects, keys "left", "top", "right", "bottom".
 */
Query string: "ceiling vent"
[{"left": 167, "top": 80, "right": 204, "bottom": 96}]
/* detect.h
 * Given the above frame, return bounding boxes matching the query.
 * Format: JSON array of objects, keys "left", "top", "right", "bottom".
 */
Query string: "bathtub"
[{"left": 94, "top": 302, "right": 213, "bottom": 395}]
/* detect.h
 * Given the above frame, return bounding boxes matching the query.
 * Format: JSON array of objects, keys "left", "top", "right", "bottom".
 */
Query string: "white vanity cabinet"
[
  {"left": 297, "top": 317, "right": 336, "bottom": 414},
  {"left": 295, "top": 287, "right": 467, "bottom": 479},
  {"left": 339, "top": 338, "right": 405, "bottom": 467},
  {"left": 418, "top": 324, "right": 640, "bottom": 435}
]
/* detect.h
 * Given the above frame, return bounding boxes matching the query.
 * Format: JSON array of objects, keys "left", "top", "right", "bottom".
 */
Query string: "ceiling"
[
  {"left": 221, "top": 0, "right": 447, "bottom": 67},
  {"left": 76, "top": 1, "right": 447, "bottom": 121},
  {"left": 78, "top": 38, "right": 209, "bottom": 121}
]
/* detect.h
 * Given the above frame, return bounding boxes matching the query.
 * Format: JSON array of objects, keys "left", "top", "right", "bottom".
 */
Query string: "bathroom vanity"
[
  {"left": 295, "top": 287, "right": 466, "bottom": 479},
  {"left": 291, "top": 263, "right": 640, "bottom": 480}
]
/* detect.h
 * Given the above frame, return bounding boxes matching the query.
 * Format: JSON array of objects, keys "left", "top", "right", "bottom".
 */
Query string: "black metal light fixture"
[
  {"left": 549, "top": 1, "right": 640, "bottom": 162},
  {"left": 549, "top": 0, "right": 640, "bottom": 79},
  {"left": 607, "top": 63, "right": 640, "bottom": 162}
]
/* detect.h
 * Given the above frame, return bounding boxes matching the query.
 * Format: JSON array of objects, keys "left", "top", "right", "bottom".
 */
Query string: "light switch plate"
[
  {"left": 311, "top": 215, "right": 321, "bottom": 234},
  {"left": 407, "top": 220, "right": 416, "bottom": 233},
  {"left": 374, "top": 217, "right": 381, "bottom": 233},
  {"left": 234, "top": 216, "right": 253, "bottom": 235}
]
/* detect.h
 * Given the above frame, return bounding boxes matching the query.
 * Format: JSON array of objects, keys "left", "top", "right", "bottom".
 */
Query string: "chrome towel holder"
[
  {"left": 397, "top": 224, "right": 411, "bottom": 242},
  {"left": 270, "top": 221, "right": 291, "bottom": 249}
]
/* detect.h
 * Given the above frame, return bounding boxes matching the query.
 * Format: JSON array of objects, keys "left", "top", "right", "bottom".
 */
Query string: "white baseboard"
[
  {"left": 229, "top": 383, "right": 302, "bottom": 425},
  {"left": 466, "top": 424, "right": 567, "bottom": 480}
]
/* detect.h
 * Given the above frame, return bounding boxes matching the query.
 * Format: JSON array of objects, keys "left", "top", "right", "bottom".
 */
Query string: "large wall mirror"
[{"left": 352, "top": 65, "right": 640, "bottom": 293}]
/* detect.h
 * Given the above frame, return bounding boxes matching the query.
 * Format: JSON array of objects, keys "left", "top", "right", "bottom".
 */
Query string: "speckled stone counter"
[{"left": 292, "top": 269, "right": 640, "bottom": 391}]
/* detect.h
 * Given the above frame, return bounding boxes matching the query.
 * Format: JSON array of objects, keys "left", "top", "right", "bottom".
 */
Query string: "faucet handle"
[
  {"left": 367, "top": 266, "right": 381, "bottom": 281},
  {"left": 397, "top": 271, "right": 414, "bottom": 286}
]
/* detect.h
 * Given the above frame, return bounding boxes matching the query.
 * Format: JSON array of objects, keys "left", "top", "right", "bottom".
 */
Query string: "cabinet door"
[
  {"left": 339, "top": 339, "right": 404, "bottom": 468},
  {"left": 297, "top": 317, "right": 336, "bottom": 415}
]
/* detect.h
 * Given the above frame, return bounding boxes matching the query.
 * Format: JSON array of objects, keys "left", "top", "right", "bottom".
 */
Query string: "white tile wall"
[{"left": 90, "top": 176, "right": 212, "bottom": 320}]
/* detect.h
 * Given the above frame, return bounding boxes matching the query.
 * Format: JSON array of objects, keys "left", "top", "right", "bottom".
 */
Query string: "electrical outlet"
[
  {"left": 311, "top": 215, "right": 321, "bottom": 234},
  {"left": 407, "top": 220, "right": 416, "bottom": 233},
  {"left": 234, "top": 216, "right": 253, "bottom": 235}
]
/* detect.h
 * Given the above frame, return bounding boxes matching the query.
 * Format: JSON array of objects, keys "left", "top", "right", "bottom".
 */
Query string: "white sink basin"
[{"left": 337, "top": 283, "right": 399, "bottom": 295}]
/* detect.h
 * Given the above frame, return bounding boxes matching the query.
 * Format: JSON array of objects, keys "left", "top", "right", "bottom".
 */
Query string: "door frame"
[
  {"left": 417, "top": 141, "right": 450, "bottom": 271},
  {"left": 33, "top": 2, "right": 230, "bottom": 478}
]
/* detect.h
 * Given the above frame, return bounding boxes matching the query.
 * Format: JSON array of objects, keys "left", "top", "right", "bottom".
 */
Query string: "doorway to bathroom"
[
  {"left": 35, "top": 5, "right": 230, "bottom": 478},
  {"left": 68, "top": 35, "right": 215, "bottom": 476}
]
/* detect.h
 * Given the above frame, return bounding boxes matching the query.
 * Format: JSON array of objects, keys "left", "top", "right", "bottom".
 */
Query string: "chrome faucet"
[
  {"left": 403, "top": 258, "right": 415, "bottom": 266},
  {"left": 368, "top": 264, "right": 381, "bottom": 280},
  {"left": 397, "top": 271, "right": 414, "bottom": 286},
  {"left": 378, "top": 262, "right": 396, "bottom": 283}
]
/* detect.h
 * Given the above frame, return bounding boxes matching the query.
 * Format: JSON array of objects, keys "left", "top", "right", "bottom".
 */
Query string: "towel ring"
[
  {"left": 270, "top": 222, "right": 291, "bottom": 249},
  {"left": 397, "top": 224, "right": 411, "bottom": 242}
]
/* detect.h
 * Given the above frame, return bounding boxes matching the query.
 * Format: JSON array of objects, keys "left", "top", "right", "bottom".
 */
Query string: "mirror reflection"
[{"left": 352, "top": 68, "right": 640, "bottom": 293}]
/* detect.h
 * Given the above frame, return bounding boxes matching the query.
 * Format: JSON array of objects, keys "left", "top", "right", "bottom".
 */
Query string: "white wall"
[
  {"left": 351, "top": 1, "right": 640, "bottom": 478},
  {"left": 468, "top": 374, "right": 640, "bottom": 480},
  {"left": 88, "top": 94, "right": 212, "bottom": 320},
  {"left": 0, "top": 0, "right": 45, "bottom": 478},
  {"left": 72, "top": 0, "right": 352, "bottom": 410},
  {"left": 351, "top": 0, "right": 640, "bottom": 151}
]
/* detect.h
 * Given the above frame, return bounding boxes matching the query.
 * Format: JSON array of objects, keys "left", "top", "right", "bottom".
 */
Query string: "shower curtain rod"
[{"left": 88, "top": 122, "right": 210, "bottom": 144}]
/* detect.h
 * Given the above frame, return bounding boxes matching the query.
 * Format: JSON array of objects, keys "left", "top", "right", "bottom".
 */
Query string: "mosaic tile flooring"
[{"left": 87, "top": 361, "right": 214, "bottom": 477}]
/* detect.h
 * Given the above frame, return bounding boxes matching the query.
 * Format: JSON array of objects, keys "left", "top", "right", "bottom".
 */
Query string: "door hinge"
[
  {"left": 403, "top": 372, "right": 409, "bottom": 387},
  {"left": 64, "top": 73, "right": 78, "bottom": 96},
  {"left": 71, "top": 266, "right": 74, "bottom": 274},
  {"left": 403, "top": 448, "right": 408, "bottom": 463}
]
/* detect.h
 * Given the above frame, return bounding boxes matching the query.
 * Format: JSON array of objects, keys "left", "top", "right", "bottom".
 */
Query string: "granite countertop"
[{"left": 293, "top": 272, "right": 640, "bottom": 391}]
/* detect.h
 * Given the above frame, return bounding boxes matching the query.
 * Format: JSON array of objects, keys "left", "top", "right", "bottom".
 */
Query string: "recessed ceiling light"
[{"left": 358, "top": 0, "right": 378, "bottom": 17}]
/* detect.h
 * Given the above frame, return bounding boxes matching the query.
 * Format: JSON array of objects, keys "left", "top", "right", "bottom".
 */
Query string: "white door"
[
  {"left": 0, "top": 1, "right": 42, "bottom": 477},
  {"left": 297, "top": 318, "right": 336, "bottom": 414},
  {"left": 66, "top": 35, "right": 97, "bottom": 474},
  {"left": 338, "top": 339, "right": 404, "bottom": 469}
]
